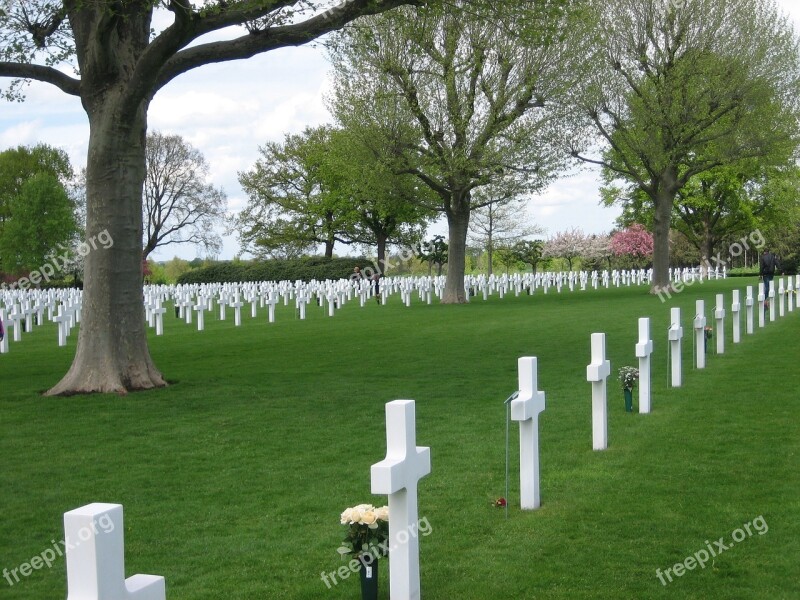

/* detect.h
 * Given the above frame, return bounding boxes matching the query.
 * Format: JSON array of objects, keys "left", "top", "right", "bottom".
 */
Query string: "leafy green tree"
[
  {"left": 495, "top": 245, "right": 521, "bottom": 275},
  {"left": 163, "top": 257, "right": 192, "bottom": 283},
  {"left": 0, "top": 144, "right": 73, "bottom": 228},
  {"left": 511, "top": 240, "right": 546, "bottom": 274},
  {"left": 0, "top": 0, "right": 420, "bottom": 395},
  {"left": 570, "top": 0, "right": 800, "bottom": 293},
  {"left": 416, "top": 235, "right": 448, "bottom": 277},
  {"left": 329, "top": 0, "right": 575, "bottom": 303},
  {"left": 237, "top": 126, "right": 352, "bottom": 259},
  {"left": 0, "top": 172, "right": 78, "bottom": 275},
  {"left": 319, "top": 127, "right": 435, "bottom": 272}
]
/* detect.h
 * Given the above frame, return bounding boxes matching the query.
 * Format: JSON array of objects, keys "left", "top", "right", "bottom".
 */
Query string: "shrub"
[{"left": 176, "top": 257, "right": 373, "bottom": 284}]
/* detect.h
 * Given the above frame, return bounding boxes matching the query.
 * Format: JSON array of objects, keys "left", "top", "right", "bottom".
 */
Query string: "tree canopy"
[
  {"left": 328, "top": 0, "right": 576, "bottom": 302},
  {"left": 569, "top": 0, "right": 800, "bottom": 292}
]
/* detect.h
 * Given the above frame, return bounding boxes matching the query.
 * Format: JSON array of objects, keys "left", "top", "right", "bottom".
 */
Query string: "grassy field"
[{"left": 1, "top": 277, "right": 798, "bottom": 599}]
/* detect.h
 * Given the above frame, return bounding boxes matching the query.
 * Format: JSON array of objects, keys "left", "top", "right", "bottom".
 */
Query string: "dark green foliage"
[{"left": 176, "top": 256, "right": 372, "bottom": 284}]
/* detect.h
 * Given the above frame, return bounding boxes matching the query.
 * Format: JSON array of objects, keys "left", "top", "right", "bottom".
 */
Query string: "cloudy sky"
[{"left": 1, "top": 1, "right": 799, "bottom": 261}]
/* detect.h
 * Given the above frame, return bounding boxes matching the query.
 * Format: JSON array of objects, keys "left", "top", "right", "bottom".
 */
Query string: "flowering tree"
[
  {"left": 584, "top": 233, "right": 612, "bottom": 270},
  {"left": 542, "top": 228, "right": 590, "bottom": 271},
  {"left": 610, "top": 224, "right": 654, "bottom": 260}
]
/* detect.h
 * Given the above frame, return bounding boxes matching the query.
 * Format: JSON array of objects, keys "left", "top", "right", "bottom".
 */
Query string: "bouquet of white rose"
[{"left": 338, "top": 504, "right": 389, "bottom": 558}]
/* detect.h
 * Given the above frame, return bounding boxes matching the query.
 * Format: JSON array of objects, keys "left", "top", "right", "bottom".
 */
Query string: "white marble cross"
[
  {"left": 693, "top": 300, "right": 707, "bottom": 369},
  {"left": 194, "top": 301, "right": 205, "bottom": 331},
  {"left": 371, "top": 400, "right": 431, "bottom": 600},
  {"left": 510, "top": 357, "right": 546, "bottom": 509},
  {"left": 53, "top": 308, "right": 70, "bottom": 347},
  {"left": 267, "top": 292, "right": 278, "bottom": 323},
  {"left": 0, "top": 308, "right": 8, "bottom": 354},
  {"left": 231, "top": 294, "right": 243, "bottom": 327},
  {"left": 745, "top": 286, "right": 754, "bottom": 334},
  {"left": 668, "top": 307, "right": 683, "bottom": 387},
  {"left": 182, "top": 298, "right": 193, "bottom": 325},
  {"left": 635, "top": 317, "right": 653, "bottom": 414},
  {"left": 778, "top": 279, "right": 786, "bottom": 317},
  {"left": 714, "top": 293, "right": 725, "bottom": 354},
  {"left": 64, "top": 503, "right": 165, "bottom": 600},
  {"left": 731, "top": 290, "right": 741, "bottom": 344},
  {"left": 296, "top": 291, "right": 308, "bottom": 320},
  {"left": 153, "top": 304, "right": 166, "bottom": 336},
  {"left": 758, "top": 282, "right": 766, "bottom": 328},
  {"left": 586, "top": 333, "right": 611, "bottom": 451},
  {"left": 9, "top": 305, "right": 23, "bottom": 342},
  {"left": 768, "top": 284, "right": 776, "bottom": 322},
  {"left": 788, "top": 279, "right": 795, "bottom": 312}
]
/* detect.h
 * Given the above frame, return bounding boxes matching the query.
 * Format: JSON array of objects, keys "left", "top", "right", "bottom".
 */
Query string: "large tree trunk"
[
  {"left": 376, "top": 232, "right": 388, "bottom": 275},
  {"left": 47, "top": 101, "right": 166, "bottom": 395},
  {"left": 487, "top": 231, "right": 493, "bottom": 277},
  {"left": 442, "top": 193, "right": 470, "bottom": 304},
  {"left": 650, "top": 172, "right": 678, "bottom": 293},
  {"left": 701, "top": 227, "right": 714, "bottom": 272}
]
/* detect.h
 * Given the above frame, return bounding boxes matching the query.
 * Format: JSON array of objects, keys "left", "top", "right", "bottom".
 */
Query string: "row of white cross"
[
  {"left": 0, "top": 265, "right": 749, "bottom": 351},
  {"left": 54, "top": 280, "right": 792, "bottom": 600}
]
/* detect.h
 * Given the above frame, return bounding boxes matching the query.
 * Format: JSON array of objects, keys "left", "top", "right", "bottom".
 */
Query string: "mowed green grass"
[{"left": 1, "top": 277, "right": 798, "bottom": 599}]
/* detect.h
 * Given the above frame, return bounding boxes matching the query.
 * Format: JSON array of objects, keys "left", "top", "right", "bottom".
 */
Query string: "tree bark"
[
  {"left": 442, "top": 193, "right": 470, "bottom": 303},
  {"left": 47, "top": 100, "right": 166, "bottom": 395},
  {"left": 376, "top": 232, "right": 388, "bottom": 275},
  {"left": 650, "top": 171, "right": 678, "bottom": 293}
]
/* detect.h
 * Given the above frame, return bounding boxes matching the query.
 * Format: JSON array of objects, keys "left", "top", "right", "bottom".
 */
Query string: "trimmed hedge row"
[{"left": 176, "top": 257, "right": 374, "bottom": 284}]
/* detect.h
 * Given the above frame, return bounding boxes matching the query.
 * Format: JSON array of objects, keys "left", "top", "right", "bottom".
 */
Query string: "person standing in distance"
[{"left": 759, "top": 247, "right": 779, "bottom": 306}]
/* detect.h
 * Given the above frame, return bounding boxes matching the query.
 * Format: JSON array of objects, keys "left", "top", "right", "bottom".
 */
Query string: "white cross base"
[
  {"left": 586, "top": 333, "right": 611, "bottom": 450},
  {"left": 371, "top": 400, "right": 431, "bottom": 600},
  {"left": 64, "top": 503, "right": 165, "bottom": 600},
  {"left": 511, "top": 357, "right": 546, "bottom": 509}
]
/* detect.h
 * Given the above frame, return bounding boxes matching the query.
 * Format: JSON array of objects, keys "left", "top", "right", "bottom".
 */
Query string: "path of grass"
[{"left": 1, "top": 277, "right": 798, "bottom": 599}]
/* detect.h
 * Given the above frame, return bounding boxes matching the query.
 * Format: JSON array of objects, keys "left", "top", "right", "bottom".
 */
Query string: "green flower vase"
[
  {"left": 624, "top": 388, "right": 633, "bottom": 412},
  {"left": 359, "top": 556, "right": 378, "bottom": 600}
]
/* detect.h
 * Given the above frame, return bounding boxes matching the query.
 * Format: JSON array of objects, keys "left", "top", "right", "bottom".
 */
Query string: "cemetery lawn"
[{"left": 1, "top": 278, "right": 798, "bottom": 599}]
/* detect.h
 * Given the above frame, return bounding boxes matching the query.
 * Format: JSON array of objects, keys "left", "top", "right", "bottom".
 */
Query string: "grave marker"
[
  {"left": 693, "top": 300, "right": 706, "bottom": 369},
  {"left": 745, "top": 286, "right": 754, "bottom": 334},
  {"left": 510, "top": 357, "right": 546, "bottom": 509},
  {"left": 64, "top": 503, "right": 165, "bottom": 600},
  {"left": 668, "top": 308, "right": 683, "bottom": 387},
  {"left": 714, "top": 294, "right": 725, "bottom": 354},
  {"left": 635, "top": 318, "right": 653, "bottom": 414},
  {"left": 371, "top": 400, "right": 431, "bottom": 600},
  {"left": 731, "top": 290, "right": 741, "bottom": 344},
  {"left": 586, "top": 333, "right": 611, "bottom": 451}
]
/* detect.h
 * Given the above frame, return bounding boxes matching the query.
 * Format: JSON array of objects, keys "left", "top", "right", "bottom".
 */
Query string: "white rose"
[
  {"left": 361, "top": 510, "right": 378, "bottom": 527},
  {"left": 375, "top": 506, "right": 389, "bottom": 521}
]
